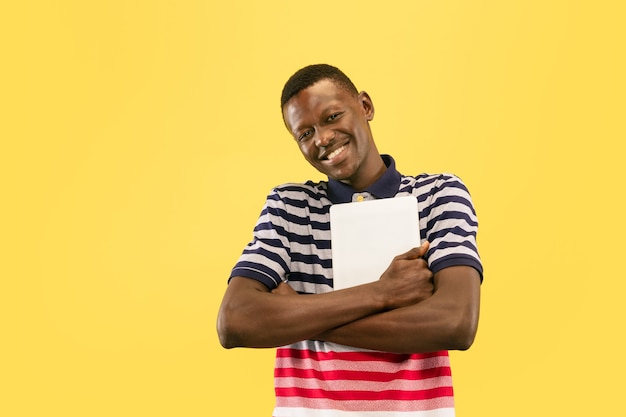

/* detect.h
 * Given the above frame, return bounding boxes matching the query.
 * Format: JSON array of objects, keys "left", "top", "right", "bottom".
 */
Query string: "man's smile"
[
  {"left": 327, "top": 144, "right": 347, "bottom": 160},
  {"left": 319, "top": 142, "right": 348, "bottom": 162}
]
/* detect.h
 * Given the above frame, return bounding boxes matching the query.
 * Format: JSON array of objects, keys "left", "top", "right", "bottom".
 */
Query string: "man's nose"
[{"left": 315, "top": 127, "right": 335, "bottom": 147}]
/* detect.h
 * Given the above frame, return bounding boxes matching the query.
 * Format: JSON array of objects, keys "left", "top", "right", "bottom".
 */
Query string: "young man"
[{"left": 217, "top": 64, "right": 482, "bottom": 416}]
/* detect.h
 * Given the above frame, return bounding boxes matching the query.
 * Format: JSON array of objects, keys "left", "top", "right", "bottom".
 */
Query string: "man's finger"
[{"left": 399, "top": 241, "right": 430, "bottom": 260}]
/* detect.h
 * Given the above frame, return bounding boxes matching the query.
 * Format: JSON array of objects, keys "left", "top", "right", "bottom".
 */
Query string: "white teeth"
[{"left": 327, "top": 145, "right": 346, "bottom": 160}]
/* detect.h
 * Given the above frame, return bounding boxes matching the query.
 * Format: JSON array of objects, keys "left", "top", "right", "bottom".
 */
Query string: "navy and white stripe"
[{"left": 230, "top": 155, "right": 482, "bottom": 294}]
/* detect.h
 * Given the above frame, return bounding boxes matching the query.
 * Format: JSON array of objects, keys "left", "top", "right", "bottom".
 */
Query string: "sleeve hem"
[
  {"left": 430, "top": 255, "right": 484, "bottom": 282},
  {"left": 229, "top": 267, "right": 280, "bottom": 289}
]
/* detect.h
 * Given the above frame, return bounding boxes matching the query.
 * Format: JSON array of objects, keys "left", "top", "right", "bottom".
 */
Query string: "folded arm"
[
  {"left": 316, "top": 265, "right": 481, "bottom": 353},
  {"left": 217, "top": 244, "right": 433, "bottom": 349}
]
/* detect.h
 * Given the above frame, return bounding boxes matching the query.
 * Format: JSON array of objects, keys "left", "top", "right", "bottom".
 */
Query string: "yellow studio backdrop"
[{"left": 1, "top": 1, "right": 624, "bottom": 416}]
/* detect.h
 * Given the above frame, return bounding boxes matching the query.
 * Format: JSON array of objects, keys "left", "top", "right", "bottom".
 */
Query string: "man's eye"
[
  {"left": 298, "top": 130, "right": 313, "bottom": 141},
  {"left": 328, "top": 113, "right": 340, "bottom": 121}
]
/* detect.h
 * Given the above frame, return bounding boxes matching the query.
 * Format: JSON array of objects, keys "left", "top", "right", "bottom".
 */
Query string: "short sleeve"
[
  {"left": 422, "top": 174, "right": 483, "bottom": 280},
  {"left": 229, "top": 188, "right": 292, "bottom": 289}
]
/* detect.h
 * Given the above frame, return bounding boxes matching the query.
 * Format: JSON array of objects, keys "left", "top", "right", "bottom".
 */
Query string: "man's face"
[{"left": 282, "top": 79, "right": 379, "bottom": 189}]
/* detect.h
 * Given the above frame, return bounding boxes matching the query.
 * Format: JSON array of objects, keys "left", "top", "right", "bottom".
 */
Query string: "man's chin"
[
  {"left": 326, "top": 170, "right": 355, "bottom": 184},
  {"left": 311, "top": 160, "right": 356, "bottom": 183}
]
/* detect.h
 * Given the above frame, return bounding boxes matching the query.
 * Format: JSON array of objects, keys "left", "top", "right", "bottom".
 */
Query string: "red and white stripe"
[{"left": 272, "top": 342, "right": 455, "bottom": 416}]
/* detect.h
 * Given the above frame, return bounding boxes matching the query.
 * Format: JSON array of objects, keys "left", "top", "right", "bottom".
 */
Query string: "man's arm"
[
  {"left": 316, "top": 265, "right": 481, "bottom": 353},
  {"left": 216, "top": 244, "right": 433, "bottom": 349}
]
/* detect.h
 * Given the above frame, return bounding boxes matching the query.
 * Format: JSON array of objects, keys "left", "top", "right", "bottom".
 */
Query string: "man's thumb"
[{"left": 403, "top": 241, "right": 430, "bottom": 260}]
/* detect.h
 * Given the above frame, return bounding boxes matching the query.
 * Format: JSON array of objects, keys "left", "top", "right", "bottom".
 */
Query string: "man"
[{"left": 217, "top": 64, "right": 482, "bottom": 416}]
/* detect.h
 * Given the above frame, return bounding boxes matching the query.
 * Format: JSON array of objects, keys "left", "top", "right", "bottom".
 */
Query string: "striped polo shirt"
[{"left": 230, "top": 155, "right": 482, "bottom": 417}]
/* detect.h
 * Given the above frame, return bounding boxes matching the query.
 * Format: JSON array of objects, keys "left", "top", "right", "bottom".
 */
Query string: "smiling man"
[
  {"left": 282, "top": 76, "right": 384, "bottom": 190},
  {"left": 217, "top": 64, "right": 483, "bottom": 417}
]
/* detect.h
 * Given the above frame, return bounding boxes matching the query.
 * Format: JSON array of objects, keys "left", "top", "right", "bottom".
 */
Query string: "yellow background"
[{"left": 2, "top": 1, "right": 624, "bottom": 415}]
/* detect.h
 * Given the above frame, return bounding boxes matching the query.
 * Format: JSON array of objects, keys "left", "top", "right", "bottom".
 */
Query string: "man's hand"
[
  {"left": 270, "top": 243, "right": 433, "bottom": 309},
  {"left": 376, "top": 241, "right": 434, "bottom": 310}
]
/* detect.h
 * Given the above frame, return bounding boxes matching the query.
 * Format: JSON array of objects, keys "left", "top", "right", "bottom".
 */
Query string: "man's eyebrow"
[
  {"left": 290, "top": 122, "right": 308, "bottom": 137},
  {"left": 320, "top": 103, "right": 342, "bottom": 116}
]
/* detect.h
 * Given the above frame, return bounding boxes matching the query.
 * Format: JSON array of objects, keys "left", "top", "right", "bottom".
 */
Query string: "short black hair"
[{"left": 280, "top": 64, "right": 359, "bottom": 109}]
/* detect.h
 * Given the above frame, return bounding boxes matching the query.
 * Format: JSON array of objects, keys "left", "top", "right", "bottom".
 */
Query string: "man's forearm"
[
  {"left": 219, "top": 277, "right": 391, "bottom": 349},
  {"left": 316, "top": 300, "right": 471, "bottom": 353},
  {"left": 218, "top": 245, "right": 436, "bottom": 349},
  {"left": 317, "top": 267, "right": 481, "bottom": 353}
]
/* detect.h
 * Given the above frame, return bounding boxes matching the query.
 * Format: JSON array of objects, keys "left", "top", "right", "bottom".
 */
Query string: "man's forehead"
[{"left": 285, "top": 80, "right": 354, "bottom": 111}]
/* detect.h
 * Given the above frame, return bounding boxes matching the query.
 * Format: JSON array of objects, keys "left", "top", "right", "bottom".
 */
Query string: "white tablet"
[{"left": 329, "top": 196, "right": 421, "bottom": 290}]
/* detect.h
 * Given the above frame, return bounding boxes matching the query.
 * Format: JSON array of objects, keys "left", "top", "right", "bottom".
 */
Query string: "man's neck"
[{"left": 342, "top": 155, "right": 387, "bottom": 191}]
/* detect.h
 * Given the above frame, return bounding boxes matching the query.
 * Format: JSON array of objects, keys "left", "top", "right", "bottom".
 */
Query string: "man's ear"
[{"left": 358, "top": 91, "right": 375, "bottom": 121}]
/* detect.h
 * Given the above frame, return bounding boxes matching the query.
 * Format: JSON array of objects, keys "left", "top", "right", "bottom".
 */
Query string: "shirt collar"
[{"left": 327, "top": 154, "right": 402, "bottom": 204}]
